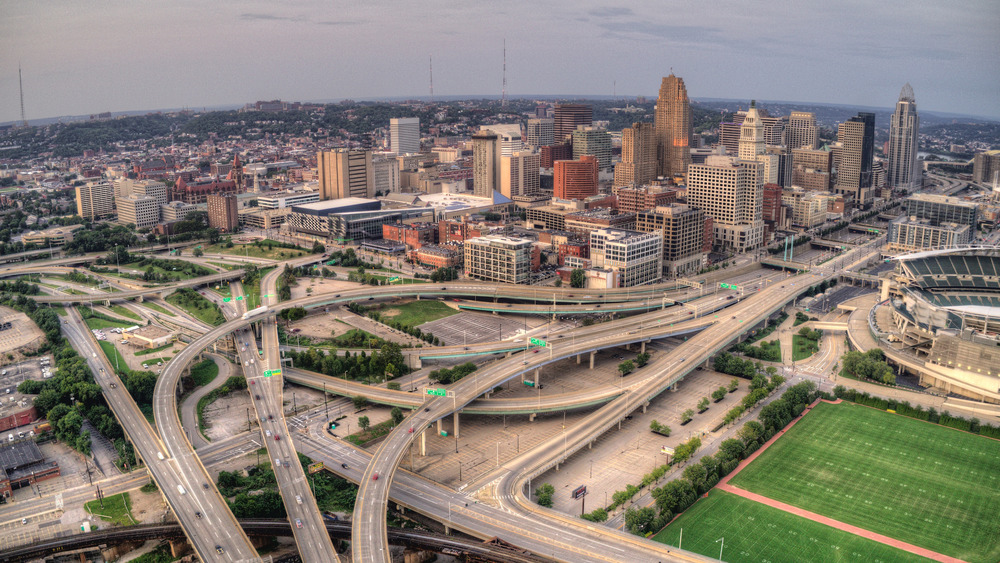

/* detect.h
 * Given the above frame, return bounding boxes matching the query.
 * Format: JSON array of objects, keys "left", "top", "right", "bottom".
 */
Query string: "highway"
[
  {"left": 63, "top": 308, "right": 261, "bottom": 562},
  {"left": 349, "top": 269, "right": 839, "bottom": 562}
]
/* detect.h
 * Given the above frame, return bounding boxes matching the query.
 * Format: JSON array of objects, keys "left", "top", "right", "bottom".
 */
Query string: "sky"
[{"left": 2, "top": 0, "right": 999, "bottom": 123}]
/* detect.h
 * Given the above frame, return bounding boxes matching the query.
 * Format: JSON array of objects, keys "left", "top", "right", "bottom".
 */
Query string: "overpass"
[{"left": 31, "top": 269, "right": 245, "bottom": 303}]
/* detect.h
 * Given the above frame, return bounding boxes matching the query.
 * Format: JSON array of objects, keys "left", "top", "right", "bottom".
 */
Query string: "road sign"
[
  {"left": 264, "top": 294, "right": 274, "bottom": 298},
  {"left": 263, "top": 369, "right": 282, "bottom": 377},
  {"left": 223, "top": 297, "right": 231, "bottom": 302},
  {"left": 529, "top": 337, "right": 547, "bottom": 347},
  {"left": 388, "top": 276, "right": 400, "bottom": 282},
  {"left": 426, "top": 388, "right": 447, "bottom": 397},
  {"left": 523, "top": 380, "right": 535, "bottom": 387},
  {"left": 307, "top": 461, "right": 325, "bottom": 474},
  {"left": 236, "top": 296, "right": 244, "bottom": 301}
]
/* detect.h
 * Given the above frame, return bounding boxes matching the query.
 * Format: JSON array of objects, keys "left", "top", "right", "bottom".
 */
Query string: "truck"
[{"left": 242, "top": 306, "right": 268, "bottom": 320}]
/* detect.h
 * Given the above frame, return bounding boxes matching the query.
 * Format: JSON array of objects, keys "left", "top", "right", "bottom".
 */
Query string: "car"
[
  {"left": 284, "top": 460, "right": 290, "bottom": 467},
  {"left": 216, "top": 546, "right": 224, "bottom": 554},
  {"left": 372, "top": 473, "right": 379, "bottom": 481},
  {"left": 203, "top": 483, "right": 209, "bottom": 489},
  {"left": 260, "top": 417, "right": 266, "bottom": 423},
  {"left": 726, "top": 295, "right": 734, "bottom": 300},
  {"left": 110, "top": 382, "right": 117, "bottom": 389},
  {"left": 732, "top": 316, "right": 736, "bottom": 319},
  {"left": 522, "top": 361, "right": 528, "bottom": 365},
  {"left": 274, "top": 434, "right": 280, "bottom": 441},
  {"left": 341, "top": 463, "right": 348, "bottom": 469},
  {"left": 335, "top": 294, "right": 340, "bottom": 298},
  {"left": 296, "top": 495, "right": 303, "bottom": 504},
  {"left": 268, "top": 414, "right": 274, "bottom": 420},
  {"left": 195, "top": 511, "right": 202, "bottom": 519},
  {"left": 251, "top": 380, "right": 255, "bottom": 385},
  {"left": 368, "top": 297, "right": 374, "bottom": 300},
  {"left": 142, "top": 363, "right": 148, "bottom": 369},
  {"left": 463, "top": 347, "right": 469, "bottom": 350},
  {"left": 533, "top": 349, "right": 539, "bottom": 353},
  {"left": 780, "top": 285, "right": 785, "bottom": 288},
  {"left": 408, "top": 427, "right": 414, "bottom": 433},
  {"left": 265, "top": 429, "right": 272, "bottom": 437},
  {"left": 295, "top": 518, "right": 303, "bottom": 528},
  {"left": 424, "top": 407, "right": 430, "bottom": 412},
  {"left": 255, "top": 394, "right": 261, "bottom": 400},
  {"left": 22, "top": 518, "right": 27, "bottom": 525}
]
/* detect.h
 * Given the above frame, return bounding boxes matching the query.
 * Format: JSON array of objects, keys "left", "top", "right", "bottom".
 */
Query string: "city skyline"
[{"left": 2, "top": 0, "right": 998, "bottom": 124}]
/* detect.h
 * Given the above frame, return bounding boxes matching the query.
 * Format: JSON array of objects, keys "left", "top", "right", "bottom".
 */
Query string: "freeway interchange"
[{"left": 4, "top": 246, "right": 869, "bottom": 562}]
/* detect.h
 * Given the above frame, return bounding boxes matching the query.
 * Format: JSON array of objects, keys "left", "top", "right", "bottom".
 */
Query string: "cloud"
[
  {"left": 588, "top": 7, "right": 634, "bottom": 18},
  {"left": 595, "top": 20, "right": 723, "bottom": 45},
  {"left": 240, "top": 13, "right": 303, "bottom": 22},
  {"left": 316, "top": 19, "right": 366, "bottom": 26}
]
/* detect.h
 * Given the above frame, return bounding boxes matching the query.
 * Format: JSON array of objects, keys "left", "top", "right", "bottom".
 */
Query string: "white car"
[{"left": 265, "top": 429, "right": 272, "bottom": 437}]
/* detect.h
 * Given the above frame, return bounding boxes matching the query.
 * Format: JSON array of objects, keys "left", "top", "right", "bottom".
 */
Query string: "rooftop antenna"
[
  {"left": 613, "top": 80, "right": 616, "bottom": 101},
  {"left": 429, "top": 55, "right": 434, "bottom": 102},
  {"left": 501, "top": 39, "right": 507, "bottom": 108},
  {"left": 19, "top": 64, "right": 28, "bottom": 127}
]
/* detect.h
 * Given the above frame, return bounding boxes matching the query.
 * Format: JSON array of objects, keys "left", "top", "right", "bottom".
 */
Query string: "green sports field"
[
  {"left": 653, "top": 489, "right": 932, "bottom": 563},
  {"left": 728, "top": 401, "right": 1000, "bottom": 563}
]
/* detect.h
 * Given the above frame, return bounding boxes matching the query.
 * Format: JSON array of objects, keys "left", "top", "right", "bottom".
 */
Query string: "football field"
[
  {"left": 728, "top": 401, "right": 1000, "bottom": 563},
  {"left": 653, "top": 489, "right": 933, "bottom": 563}
]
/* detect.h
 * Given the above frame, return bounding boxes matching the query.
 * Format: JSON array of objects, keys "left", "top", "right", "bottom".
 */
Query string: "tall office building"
[
  {"left": 526, "top": 118, "right": 554, "bottom": 148},
  {"left": 571, "top": 126, "right": 612, "bottom": 171},
  {"left": 501, "top": 151, "right": 540, "bottom": 198},
  {"left": 787, "top": 111, "right": 819, "bottom": 150},
  {"left": 614, "top": 122, "right": 657, "bottom": 188},
  {"left": 739, "top": 101, "right": 779, "bottom": 185},
  {"left": 554, "top": 156, "right": 599, "bottom": 200},
  {"left": 973, "top": 150, "right": 1000, "bottom": 184},
  {"left": 464, "top": 235, "right": 534, "bottom": 284},
  {"left": 317, "top": 149, "right": 375, "bottom": 200},
  {"left": 115, "top": 179, "right": 168, "bottom": 206},
  {"left": 76, "top": 180, "right": 115, "bottom": 221},
  {"left": 833, "top": 112, "right": 875, "bottom": 205},
  {"left": 686, "top": 155, "right": 764, "bottom": 252},
  {"left": 472, "top": 131, "right": 502, "bottom": 198},
  {"left": 206, "top": 193, "right": 239, "bottom": 232},
  {"left": 887, "top": 83, "right": 920, "bottom": 191},
  {"left": 389, "top": 117, "right": 420, "bottom": 155},
  {"left": 589, "top": 228, "right": 663, "bottom": 287},
  {"left": 634, "top": 203, "right": 706, "bottom": 277},
  {"left": 373, "top": 153, "right": 400, "bottom": 194},
  {"left": 654, "top": 74, "right": 692, "bottom": 179},
  {"left": 901, "top": 193, "right": 979, "bottom": 228},
  {"left": 791, "top": 148, "right": 834, "bottom": 192},
  {"left": 481, "top": 124, "right": 523, "bottom": 156},
  {"left": 553, "top": 104, "right": 592, "bottom": 143},
  {"left": 116, "top": 195, "right": 160, "bottom": 229}
]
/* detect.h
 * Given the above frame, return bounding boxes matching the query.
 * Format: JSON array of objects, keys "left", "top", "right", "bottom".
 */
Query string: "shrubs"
[
  {"left": 840, "top": 349, "right": 895, "bottom": 385},
  {"left": 697, "top": 397, "right": 710, "bottom": 412},
  {"left": 728, "top": 378, "right": 739, "bottom": 393},
  {"left": 429, "top": 362, "right": 477, "bottom": 384},
  {"left": 833, "top": 386, "right": 1000, "bottom": 439},
  {"left": 649, "top": 420, "right": 671, "bottom": 437},
  {"left": 712, "top": 387, "right": 727, "bottom": 402},
  {"left": 535, "top": 483, "right": 555, "bottom": 507},
  {"left": 618, "top": 360, "right": 634, "bottom": 376},
  {"left": 680, "top": 409, "right": 694, "bottom": 424}
]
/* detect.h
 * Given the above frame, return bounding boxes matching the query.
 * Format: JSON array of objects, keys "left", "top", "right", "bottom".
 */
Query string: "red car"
[
  {"left": 274, "top": 435, "right": 280, "bottom": 441},
  {"left": 372, "top": 473, "right": 379, "bottom": 481}
]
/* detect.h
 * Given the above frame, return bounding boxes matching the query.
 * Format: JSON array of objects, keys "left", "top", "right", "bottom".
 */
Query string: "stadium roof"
[{"left": 893, "top": 245, "right": 1000, "bottom": 260}]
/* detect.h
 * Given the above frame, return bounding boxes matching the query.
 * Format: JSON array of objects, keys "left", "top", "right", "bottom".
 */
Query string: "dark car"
[
  {"left": 254, "top": 394, "right": 261, "bottom": 400},
  {"left": 203, "top": 483, "right": 209, "bottom": 490},
  {"left": 216, "top": 546, "right": 224, "bottom": 554},
  {"left": 368, "top": 297, "right": 374, "bottom": 300},
  {"left": 196, "top": 511, "right": 202, "bottom": 518},
  {"left": 268, "top": 414, "right": 274, "bottom": 420},
  {"left": 341, "top": 463, "right": 348, "bottom": 469}
]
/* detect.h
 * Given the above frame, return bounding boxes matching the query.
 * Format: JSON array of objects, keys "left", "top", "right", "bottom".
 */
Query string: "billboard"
[{"left": 307, "top": 461, "right": 325, "bottom": 474}]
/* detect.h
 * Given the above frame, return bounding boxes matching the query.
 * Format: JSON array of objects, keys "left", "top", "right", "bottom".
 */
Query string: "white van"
[
  {"left": 8, "top": 434, "right": 13, "bottom": 442},
  {"left": 157, "top": 451, "right": 165, "bottom": 460},
  {"left": 177, "top": 485, "right": 186, "bottom": 495}
]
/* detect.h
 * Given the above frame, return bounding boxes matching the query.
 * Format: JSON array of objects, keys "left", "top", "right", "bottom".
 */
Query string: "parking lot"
[
  {"left": 420, "top": 311, "right": 554, "bottom": 347},
  {"left": 0, "top": 357, "right": 49, "bottom": 393}
]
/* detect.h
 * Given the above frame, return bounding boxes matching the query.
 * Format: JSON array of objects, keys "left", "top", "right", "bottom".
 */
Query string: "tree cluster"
[
  {"left": 286, "top": 342, "right": 408, "bottom": 384},
  {"left": 429, "top": 267, "right": 458, "bottom": 282},
  {"left": 841, "top": 349, "right": 895, "bottom": 385},
  {"left": 428, "top": 362, "right": 477, "bottom": 384}
]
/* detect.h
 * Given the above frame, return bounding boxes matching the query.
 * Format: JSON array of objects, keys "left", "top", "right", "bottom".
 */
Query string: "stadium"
[{"left": 879, "top": 245, "right": 1000, "bottom": 403}]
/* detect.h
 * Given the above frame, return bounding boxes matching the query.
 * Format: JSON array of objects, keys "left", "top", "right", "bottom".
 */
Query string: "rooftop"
[{"left": 0, "top": 439, "right": 44, "bottom": 473}]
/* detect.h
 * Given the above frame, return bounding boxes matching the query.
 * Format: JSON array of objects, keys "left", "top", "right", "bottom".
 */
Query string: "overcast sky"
[{"left": 2, "top": 0, "right": 998, "bottom": 123}]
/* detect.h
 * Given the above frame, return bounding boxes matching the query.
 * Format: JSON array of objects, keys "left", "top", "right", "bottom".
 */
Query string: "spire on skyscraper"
[{"left": 899, "top": 83, "right": 915, "bottom": 103}]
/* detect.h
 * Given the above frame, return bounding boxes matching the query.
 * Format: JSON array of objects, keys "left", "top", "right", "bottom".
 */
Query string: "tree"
[
  {"left": 698, "top": 397, "right": 710, "bottom": 411},
  {"left": 312, "top": 241, "right": 326, "bottom": 254},
  {"left": 535, "top": 483, "right": 555, "bottom": 508},
  {"left": 625, "top": 506, "right": 656, "bottom": 535},
  {"left": 618, "top": 360, "right": 634, "bottom": 377},
  {"left": 681, "top": 409, "right": 694, "bottom": 424},
  {"left": 193, "top": 247, "right": 204, "bottom": 257},
  {"left": 570, "top": 268, "right": 586, "bottom": 288},
  {"left": 650, "top": 420, "right": 670, "bottom": 436},
  {"left": 712, "top": 387, "right": 727, "bottom": 401},
  {"left": 386, "top": 381, "right": 401, "bottom": 391},
  {"left": 358, "top": 416, "right": 370, "bottom": 432},
  {"left": 352, "top": 396, "right": 368, "bottom": 409},
  {"left": 635, "top": 352, "right": 650, "bottom": 368},
  {"left": 390, "top": 407, "right": 404, "bottom": 425},
  {"left": 728, "top": 378, "right": 739, "bottom": 393}
]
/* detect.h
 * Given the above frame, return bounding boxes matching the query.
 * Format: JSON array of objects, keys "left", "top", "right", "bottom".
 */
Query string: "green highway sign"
[
  {"left": 719, "top": 282, "right": 737, "bottom": 290},
  {"left": 426, "top": 388, "right": 447, "bottom": 397},
  {"left": 523, "top": 380, "right": 535, "bottom": 387},
  {"left": 236, "top": 296, "right": 244, "bottom": 301},
  {"left": 263, "top": 369, "right": 282, "bottom": 377},
  {"left": 529, "top": 337, "right": 548, "bottom": 347},
  {"left": 264, "top": 294, "right": 274, "bottom": 298},
  {"left": 388, "top": 276, "right": 400, "bottom": 282},
  {"left": 223, "top": 297, "right": 231, "bottom": 302}
]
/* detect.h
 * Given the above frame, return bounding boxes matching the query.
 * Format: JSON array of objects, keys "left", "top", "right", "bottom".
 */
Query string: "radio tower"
[
  {"left": 501, "top": 39, "right": 507, "bottom": 108},
  {"left": 19, "top": 65, "right": 28, "bottom": 127},
  {"left": 429, "top": 55, "right": 434, "bottom": 102}
]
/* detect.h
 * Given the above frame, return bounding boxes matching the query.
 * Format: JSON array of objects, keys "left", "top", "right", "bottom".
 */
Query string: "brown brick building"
[
  {"left": 554, "top": 156, "right": 598, "bottom": 200},
  {"left": 383, "top": 222, "right": 438, "bottom": 249},
  {"left": 207, "top": 194, "right": 239, "bottom": 232}
]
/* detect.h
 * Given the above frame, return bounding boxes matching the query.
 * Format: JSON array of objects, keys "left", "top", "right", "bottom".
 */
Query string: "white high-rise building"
[
  {"left": 389, "top": 117, "right": 420, "bottom": 155},
  {"left": 739, "top": 101, "right": 779, "bottom": 185},
  {"left": 687, "top": 155, "right": 764, "bottom": 252},
  {"left": 500, "top": 151, "right": 540, "bottom": 198},
  {"left": 787, "top": 111, "right": 819, "bottom": 150},
  {"left": 526, "top": 118, "right": 554, "bottom": 148},
  {"left": 116, "top": 195, "right": 160, "bottom": 229},
  {"left": 373, "top": 153, "right": 401, "bottom": 194},
  {"left": 481, "top": 124, "right": 523, "bottom": 156},
  {"left": 887, "top": 83, "right": 920, "bottom": 191}
]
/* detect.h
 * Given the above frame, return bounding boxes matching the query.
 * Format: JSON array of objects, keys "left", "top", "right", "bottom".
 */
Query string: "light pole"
[{"left": 716, "top": 537, "right": 724, "bottom": 561}]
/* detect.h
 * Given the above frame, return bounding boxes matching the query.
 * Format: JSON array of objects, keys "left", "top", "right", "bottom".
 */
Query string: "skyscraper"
[
  {"left": 76, "top": 180, "right": 115, "bottom": 221},
  {"left": 614, "top": 122, "right": 657, "bottom": 188},
  {"left": 887, "top": 83, "right": 920, "bottom": 191},
  {"left": 317, "top": 149, "right": 374, "bottom": 200},
  {"left": 553, "top": 104, "right": 592, "bottom": 143},
  {"left": 686, "top": 155, "right": 764, "bottom": 252},
  {"left": 389, "top": 117, "right": 420, "bottom": 155},
  {"left": 654, "top": 74, "right": 692, "bottom": 179},
  {"left": 526, "top": 118, "right": 554, "bottom": 148},
  {"left": 571, "top": 126, "right": 612, "bottom": 171},
  {"left": 787, "top": 111, "right": 819, "bottom": 150},
  {"left": 554, "top": 156, "right": 599, "bottom": 200},
  {"left": 472, "top": 131, "right": 501, "bottom": 198},
  {"left": 481, "top": 124, "right": 523, "bottom": 156},
  {"left": 834, "top": 112, "right": 875, "bottom": 205},
  {"left": 501, "top": 151, "right": 541, "bottom": 198},
  {"left": 739, "top": 101, "right": 779, "bottom": 185},
  {"left": 206, "top": 193, "right": 239, "bottom": 232}
]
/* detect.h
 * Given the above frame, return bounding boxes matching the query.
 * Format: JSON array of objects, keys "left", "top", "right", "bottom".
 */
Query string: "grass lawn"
[
  {"left": 53, "top": 307, "right": 67, "bottom": 317},
  {"left": 367, "top": 273, "right": 428, "bottom": 285},
  {"left": 84, "top": 492, "right": 136, "bottom": 526},
  {"left": 98, "top": 341, "right": 130, "bottom": 372},
  {"left": 108, "top": 304, "right": 141, "bottom": 320},
  {"left": 202, "top": 239, "right": 311, "bottom": 261},
  {"left": 758, "top": 339, "right": 781, "bottom": 361},
  {"left": 190, "top": 358, "right": 219, "bottom": 387},
  {"left": 727, "top": 401, "right": 1000, "bottom": 563},
  {"left": 208, "top": 261, "right": 240, "bottom": 270},
  {"left": 81, "top": 311, "right": 134, "bottom": 330},
  {"left": 134, "top": 343, "right": 174, "bottom": 357},
  {"left": 137, "top": 301, "right": 175, "bottom": 317},
  {"left": 166, "top": 288, "right": 225, "bottom": 326},
  {"left": 653, "top": 489, "right": 932, "bottom": 563},
  {"left": 791, "top": 334, "right": 819, "bottom": 361},
  {"left": 128, "top": 545, "right": 177, "bottom": 563},
  {"left": 379, "top": 300, "right": 458, "bottom": 327}
]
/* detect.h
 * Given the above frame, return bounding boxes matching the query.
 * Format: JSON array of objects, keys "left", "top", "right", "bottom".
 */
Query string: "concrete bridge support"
[
  {"left": 590, "top": 351, "right": 596, "bottom": 369},
  {"left": 168, "top": 539, "right": 190, "bottom": 558},
  {"left": 640, "top": 341, "right": 646, "bottom": 354},
  {"left": 453, "top": 411, "right": 460, "bottom": 439},
  {"left": 420, "top": 428, "right": 427, "bottom": 456},
  {"left": 576, "top": 354, "right": 581, "bottom": 364},
  {"left": 534, "top": 368, "right": 539, "bottom": 387}
]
